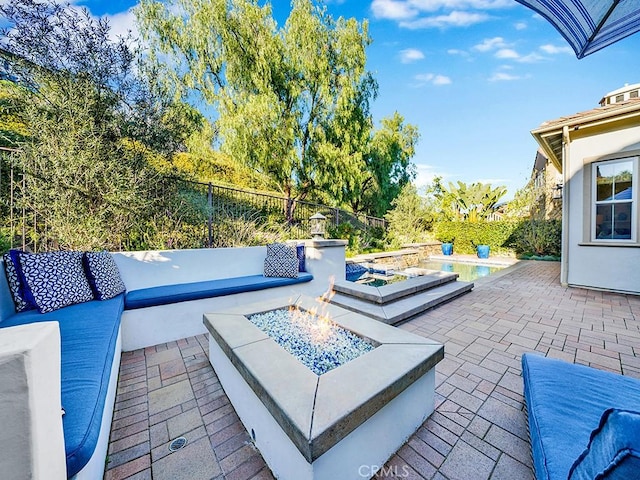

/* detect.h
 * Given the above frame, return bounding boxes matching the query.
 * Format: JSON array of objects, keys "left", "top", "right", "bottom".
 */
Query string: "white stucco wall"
[{"left": 565, "top": 125, "right": 640, "bottom": 294}]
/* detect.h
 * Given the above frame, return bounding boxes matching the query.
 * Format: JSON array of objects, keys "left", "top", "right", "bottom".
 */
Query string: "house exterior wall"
[{"left": 565, "top": 124, "right": 640, "bottom": 294}]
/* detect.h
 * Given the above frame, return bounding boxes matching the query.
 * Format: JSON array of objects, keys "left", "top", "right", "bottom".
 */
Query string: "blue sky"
[{"left": 72, "top": 0, "right": 640, "bottom": 198}]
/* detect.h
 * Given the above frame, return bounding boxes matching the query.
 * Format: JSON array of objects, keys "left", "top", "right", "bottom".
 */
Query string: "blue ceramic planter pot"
[
  {"left": 441, "top": 243, "right": 453, "bottom": 255},
  {"left": 476, "top": 245, "right": 490, "bottom": 259}
]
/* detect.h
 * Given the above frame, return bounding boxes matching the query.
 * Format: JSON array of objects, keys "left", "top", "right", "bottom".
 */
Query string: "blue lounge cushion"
[
  {"left": 1, "top": 295, "right": 124, "bottom": 477},
  {"left": 522, "top": 353, "right": 640, "bottom": 480},
  {"left": 568, "top": 409, "right": 640, "bottom": 480},
  {"left": 124, "top": 273, "right": 313, "bottom": 310}
]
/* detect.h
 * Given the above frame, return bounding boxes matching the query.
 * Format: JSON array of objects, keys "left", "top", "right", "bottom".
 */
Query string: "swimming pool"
[
  {"left": 346, "top": 259, "right": 507, "bottom": 285},
  {"left": 417, "top": 260, "right": 504, "bottom": 282}
]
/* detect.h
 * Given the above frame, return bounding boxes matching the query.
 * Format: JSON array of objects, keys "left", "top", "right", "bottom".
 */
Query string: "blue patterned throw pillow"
[
  {"left": 296, "top": 244, "right": 306, "bottom": 272},
  {"left": 2, "top": 251, "right": 35, "bottom": 312},
  {"left": 83, "top": 251, "right": 126, "bottom": 300},
  {"left": 264, "top": 243, "right": 299, "bottom": 278},
  {"left": 18, "top": 251, "right": 94, "bottom": 313}
]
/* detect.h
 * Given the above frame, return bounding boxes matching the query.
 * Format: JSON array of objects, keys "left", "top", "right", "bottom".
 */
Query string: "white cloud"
[
  {"left": 447, "top": 48, "right": 470, "bottom": 56},
  {"left": 371, "top": 0, "right": 418, "bottom": 20},
  {"left": 488, "top": 71, "right": 522, "bottom": 81},
  {"left": 495, "top": 48, "right": 519, "bottom": 59},
  {"left": 414, "top": 73, "right": 452, "bottom": 86},
  {"left": 514, "top": 21, "right": 527, "bottom": 30},
  {"left": 106, "top": 9, "right": 139, "bottom": 42},
  {"left": 473, "top": 37, "right": 508, "bottom": 52},
  {"left": 518, "top": 52, "right": 544, "bottom": 62},
  {"left": 400, "top": 10, "right": 489, "bottom": 29},
  {"left": 539, "top": 44, "right": 573, "bottom": 55},
  {"left": 399, "top": 48, "right": 425, "bottom": 63},
  {"left": 413, "top": 163, "right": 452, "bottom": 190},
  {"left": 390, "top": 0, "right": 512, "bottom": 12}
]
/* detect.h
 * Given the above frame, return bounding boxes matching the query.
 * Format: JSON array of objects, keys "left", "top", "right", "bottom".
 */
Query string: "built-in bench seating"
[
  {"left": 0, "top": 242, "right": 345, "bottom": 479},
  {"left": 125, "top": 273, "right": 312, "bottom": 309},
  {"left": 522, "top": 353, "right": 640, "bottom": 480},
  {"left": 1, "top": 295, "right": 124, "bottom": 479}
]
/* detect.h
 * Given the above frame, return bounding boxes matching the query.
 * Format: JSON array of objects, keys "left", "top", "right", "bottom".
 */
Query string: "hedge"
[
  {"left": 433, "top": 221, "right": 518, "bottom": 255},
  {"left": 433, "top": 220, "right": 562, "bottom": 258}
]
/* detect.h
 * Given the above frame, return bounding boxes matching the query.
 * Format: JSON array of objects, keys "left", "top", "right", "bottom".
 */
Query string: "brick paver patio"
[{"left": 104, "top": 260, "right": 640, "bottom": 480}]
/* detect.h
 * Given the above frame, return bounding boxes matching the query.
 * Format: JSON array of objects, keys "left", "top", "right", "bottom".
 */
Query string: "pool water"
[
  {"left": 346, "top": 260, "right": 506, "bottom": 285},
  {"left": 355, "top": 273, "right": 409, "bottom": 287},
  {"left": 418, "top": 260, "right": 504, "bottom": 282}
]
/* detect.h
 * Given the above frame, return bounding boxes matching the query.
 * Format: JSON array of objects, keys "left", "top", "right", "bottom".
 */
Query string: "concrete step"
[
  {"left": 333, "top": 270, "right": 459, "bottom": 305},
  {"left": 330, "top": 280, "right": 474, "bottom": 325}
]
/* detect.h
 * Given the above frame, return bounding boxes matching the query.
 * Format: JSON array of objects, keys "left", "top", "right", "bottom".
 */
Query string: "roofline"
[
  {"left": 530, "top": 101, "right": 640, "bottom": 172},
  {"left": 532, "top": 101, "right": 640, "bottom": 136}
]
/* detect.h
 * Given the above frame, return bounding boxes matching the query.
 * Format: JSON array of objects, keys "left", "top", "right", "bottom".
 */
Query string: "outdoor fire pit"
[{"left": 203, "top": 295, "right": 443, "bottom": 480}]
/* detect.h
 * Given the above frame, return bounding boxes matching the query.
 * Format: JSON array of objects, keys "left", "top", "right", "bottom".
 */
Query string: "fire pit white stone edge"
[{"left": 203, "top": 295, "right": 444, "bottom": 480}]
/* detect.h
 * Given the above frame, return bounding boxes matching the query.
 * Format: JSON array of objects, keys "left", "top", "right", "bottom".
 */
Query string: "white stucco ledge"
[
  {"left": 577, "top": 242, "right": 640, "bottom": 248},
  {"left": 297, "top": 239, "right": 348, "bottom": 248},
  {"left": 204, "top": 295, "right": 444, "bottom": 480},
  {"left": 0, "top": 321, "right": 66, "bottom": 480}
]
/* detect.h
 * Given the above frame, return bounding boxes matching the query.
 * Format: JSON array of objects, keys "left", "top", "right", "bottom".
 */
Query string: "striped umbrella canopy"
[{"left": 515, "top": 0, "right": 640, "bottom": 58}]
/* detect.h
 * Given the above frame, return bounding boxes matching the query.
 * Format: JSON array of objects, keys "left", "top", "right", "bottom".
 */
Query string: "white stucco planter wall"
[{"left": 114, "top": 241, "right": 346, "bottom": 350}]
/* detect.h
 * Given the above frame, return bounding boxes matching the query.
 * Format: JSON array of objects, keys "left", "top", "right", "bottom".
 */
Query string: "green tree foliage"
[
  {"left": 0, "top": 0, "right": 199, "bottom": 250},
  {"left": 136, "top": 0, "right": 417, "bottom": 219},
  {"left": 351, "top": 112, "right": 418, "bottom": 217},
  {"left": 503, "top": 179, "right": 539, "bottom": 219},
  {"left": 384, "top": 183, "right": 430, "bottom": 247},
  {"left": 0, "top": 80, "right": 28, "bottom": 148},
  {"left": 438, "top": 181, "right": 507, "bottom": 222}
]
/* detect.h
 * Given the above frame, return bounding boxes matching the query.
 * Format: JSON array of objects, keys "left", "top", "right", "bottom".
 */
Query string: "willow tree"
[
  {"left": 137, "top": 0, "right": 400, "bottom": 221},
  {"left": 0, "top": 0, "right": 202, "bottom": 250}
]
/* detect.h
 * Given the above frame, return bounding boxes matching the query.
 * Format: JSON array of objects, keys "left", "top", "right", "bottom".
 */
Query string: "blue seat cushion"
[
  {"left": 569, "top": 409, "right": 640, "bottom": 480},
  {"left": 522, "top": 353, "right": 640, "bottom": 480},
  {"left": 124, "top": 273, "right": 314, "bottom": 310},
  {"left": 1, "top": 295, "right": 124, "bottom": 478}
]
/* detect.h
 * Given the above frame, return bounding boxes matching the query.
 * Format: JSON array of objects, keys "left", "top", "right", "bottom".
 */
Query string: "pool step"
[
  {"left": 333, "top": 270, "right": 459, "bottom": 304},
  {"left": 330, "top": 280, "right": 474, "bottom": 325}
]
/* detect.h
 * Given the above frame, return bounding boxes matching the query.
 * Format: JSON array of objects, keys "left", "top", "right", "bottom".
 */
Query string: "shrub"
[{"left": 506, "top": 219, "right": 562, "bottom": 257}]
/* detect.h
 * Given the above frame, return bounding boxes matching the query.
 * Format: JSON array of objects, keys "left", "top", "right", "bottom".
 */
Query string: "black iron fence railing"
[{"left": 0, "top": 149, "right": 386, "bottom": 251}]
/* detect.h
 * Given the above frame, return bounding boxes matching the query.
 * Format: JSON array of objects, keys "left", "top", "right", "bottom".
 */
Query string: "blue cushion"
[
  {"left": 124, "top": 273, "right": 314, "bottom": 310},
  {"left": 1, "top": 295, "right": 124, "bottom": 477},
  {"left": 522, "top": 353, "right": 640, "bottom": 480},
  {"left": 569, "top": 409, "right": 640, "bottom": 480}
]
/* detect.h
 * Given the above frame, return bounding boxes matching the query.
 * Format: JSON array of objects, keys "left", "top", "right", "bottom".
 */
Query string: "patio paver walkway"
[{"left": 104, "top": 260, "right": 640, "bottom": 480}]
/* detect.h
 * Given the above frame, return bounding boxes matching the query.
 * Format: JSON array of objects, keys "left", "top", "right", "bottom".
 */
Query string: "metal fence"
[
  {"left": 0, "top": 149, "right": 387, "bottom": 251},
  {"left": 181, "top": 179, "right": 387, "bottom": 247}
]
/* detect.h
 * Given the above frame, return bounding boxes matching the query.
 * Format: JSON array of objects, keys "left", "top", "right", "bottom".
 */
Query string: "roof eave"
[{"left": 530, "top": 103, "right": 640, "bottom": 173}]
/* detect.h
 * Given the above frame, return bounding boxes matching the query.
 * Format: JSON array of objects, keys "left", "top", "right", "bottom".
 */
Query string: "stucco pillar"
[{"left": 0, "top": 321, "right": 66, "bottom": 480}]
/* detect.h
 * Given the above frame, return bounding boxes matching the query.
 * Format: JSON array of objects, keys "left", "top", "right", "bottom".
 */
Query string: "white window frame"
[{"left": 591, "top": 156, "right": 638, "bottom": 243}]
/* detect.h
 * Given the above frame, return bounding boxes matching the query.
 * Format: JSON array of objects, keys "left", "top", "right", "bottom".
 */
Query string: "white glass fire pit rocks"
[{"left": 203, "top": 295, "right": 444, "bottom": 480}]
